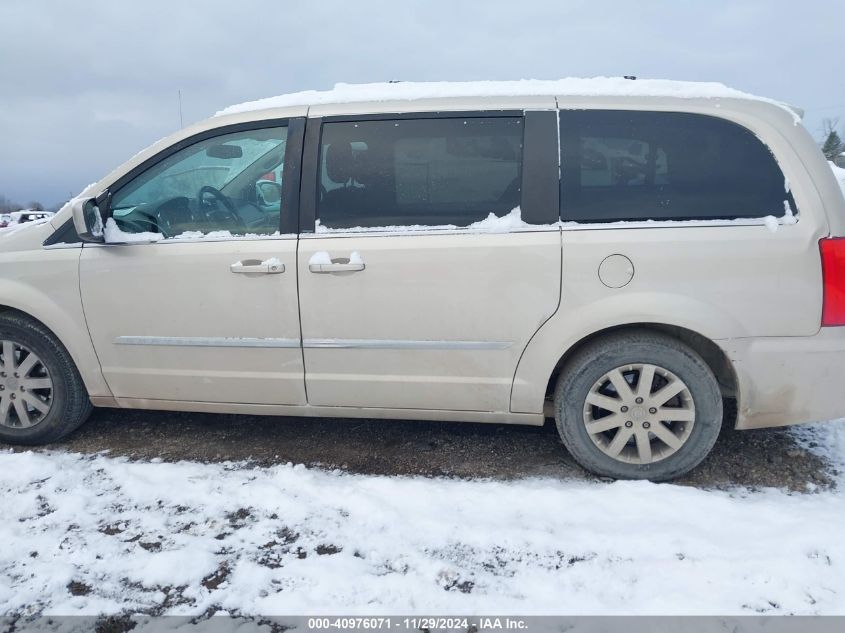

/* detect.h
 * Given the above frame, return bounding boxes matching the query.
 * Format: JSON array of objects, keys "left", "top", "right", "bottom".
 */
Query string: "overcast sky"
[{"left": 1, "top": 0, "right": 842, "bottom": 207}]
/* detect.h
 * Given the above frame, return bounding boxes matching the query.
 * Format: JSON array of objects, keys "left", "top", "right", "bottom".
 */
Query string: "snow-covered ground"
[{"left": 2, "top": 420, "right": 845, "bottom": 617}]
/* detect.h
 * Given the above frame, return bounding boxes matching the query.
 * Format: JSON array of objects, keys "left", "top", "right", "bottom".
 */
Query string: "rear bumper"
[{"left": 721, "top": 328, "right": 845, "bottom": 429}]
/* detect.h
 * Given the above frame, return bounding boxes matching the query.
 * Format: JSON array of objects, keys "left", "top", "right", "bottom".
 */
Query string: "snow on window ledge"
[
  {"left": 104, "top": 218, "right": 163, "bottom": 243},
  {"left": 312, "top": 207, "right": 558, "bottom": 235},
  {"left": 103, "top": 219, "right": 293, "bottom": 244}
]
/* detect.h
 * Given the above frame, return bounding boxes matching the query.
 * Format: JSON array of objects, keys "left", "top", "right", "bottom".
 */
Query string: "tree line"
[{"left": 0, "top": 194, "right": 60, "bottom": 214}]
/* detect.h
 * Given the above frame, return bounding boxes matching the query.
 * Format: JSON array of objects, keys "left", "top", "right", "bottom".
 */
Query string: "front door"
[
  {"left": 80, "top": 119, "right": 307, "bottom": 405},
  {"left": 297, "top": 111, "right": 561, "bottom": 413}
]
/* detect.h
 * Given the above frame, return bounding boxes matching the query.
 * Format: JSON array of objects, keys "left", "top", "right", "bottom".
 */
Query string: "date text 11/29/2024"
[{"left": 307, "top": 617, "right": 528, "bottom": 631}]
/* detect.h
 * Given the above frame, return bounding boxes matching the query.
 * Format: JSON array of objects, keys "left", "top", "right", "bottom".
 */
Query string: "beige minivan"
[{"left": 2, "top": 79, "right": 844, "bottom": 481}]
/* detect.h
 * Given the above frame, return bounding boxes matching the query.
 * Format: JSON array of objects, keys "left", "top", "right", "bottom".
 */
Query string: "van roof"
[{"left": 215, "top": 77, "right": 800, "bottom": 119}]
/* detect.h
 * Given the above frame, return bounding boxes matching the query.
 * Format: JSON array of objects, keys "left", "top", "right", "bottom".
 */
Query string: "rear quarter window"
[{"left": 559, "top": 110, "right": 794, "bottom": 223}]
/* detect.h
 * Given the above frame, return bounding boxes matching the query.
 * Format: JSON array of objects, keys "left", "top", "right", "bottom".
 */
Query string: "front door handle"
[
  {"left": 230, "top": 258, "right": 285, "bottom": 274},
  {"left": 308, "top": 251, "right": 365, "bottom": 274}
]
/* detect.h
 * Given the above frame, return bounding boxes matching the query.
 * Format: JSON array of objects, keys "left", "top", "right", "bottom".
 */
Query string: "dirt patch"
[
  {"left": 201, "top": 565, "right": 230, "bottom": 591},
  {"left": 8, "top": 405, "right": 836, "bottom": 491},
  {"left": 67, "top": 580, "right": 92, "bottom": 596}
]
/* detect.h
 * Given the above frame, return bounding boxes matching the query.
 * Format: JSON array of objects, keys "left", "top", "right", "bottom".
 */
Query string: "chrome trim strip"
[
  {"left": 115, "top": 336, "right": 300, "bottom": 348},
  {"left": 303, "top": 338, "right": 512, "bottom": 350},
  {"left": 299, "top": 227, "right": 560, "bottom": 239},
  {"left": 115, "top": 336, "right": 512, "bottom": 350}
]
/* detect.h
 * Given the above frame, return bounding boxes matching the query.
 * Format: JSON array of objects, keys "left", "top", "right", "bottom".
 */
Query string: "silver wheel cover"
[
  {"left": 583, "top": 363, "right": 695, "bottom": 465},
  {"left": 0, "top": 340, "right": 54, "bottom": 429}
]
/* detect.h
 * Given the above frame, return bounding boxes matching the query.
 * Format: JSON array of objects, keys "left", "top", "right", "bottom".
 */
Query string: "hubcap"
[
  {"left": 0, "top": 340, "right": 53, "bottom": 429},
  {"left": 583, "top": 363, "right": 695, "bottom": 465}
]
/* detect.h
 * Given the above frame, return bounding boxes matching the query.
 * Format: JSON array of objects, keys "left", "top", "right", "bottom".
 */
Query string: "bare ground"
[{"left": 8, "top": 405, "right": 837, "bottom": 491}]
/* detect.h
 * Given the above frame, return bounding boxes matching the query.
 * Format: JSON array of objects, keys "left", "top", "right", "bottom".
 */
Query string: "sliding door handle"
[
  {"left": 309, "top": 262, "right": 365, "bottom": 273},
  {"left": 308, "top": 252, "right": 365, "bottom": 274},
  {"left": 230, "top": 259, "right": 285, "bottom": 274}
]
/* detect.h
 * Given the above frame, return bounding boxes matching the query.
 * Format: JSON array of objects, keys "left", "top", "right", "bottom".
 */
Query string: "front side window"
[
  {"left": 110, "top": 125, "right": 288, "bottom": 237},
  {"left": 317, "top": 117, "right": 523, "bottom": 230},
  {"left": 560, "top": 111, "right": 794, "bottom": 223}
]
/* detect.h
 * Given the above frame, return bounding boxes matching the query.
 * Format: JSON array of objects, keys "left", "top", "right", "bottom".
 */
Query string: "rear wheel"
[
  {"left": 554, "top": 330, "right": 722, "bottom": 481},
  {"left": 0, "top": 313, "right": 92, "bottom": 445}
]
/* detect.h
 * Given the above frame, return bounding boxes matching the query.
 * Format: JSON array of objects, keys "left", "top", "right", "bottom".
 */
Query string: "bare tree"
[{"left": 25, "top": 201, "right": 44, "bottom": 212}]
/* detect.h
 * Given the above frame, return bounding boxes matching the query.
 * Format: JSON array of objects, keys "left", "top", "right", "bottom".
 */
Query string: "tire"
[
  {"left": 0, "top": 312, "right": 92, "bottom": 445},
  {"left": 553, "top": 330, "right": 722, "bottom": 481}
]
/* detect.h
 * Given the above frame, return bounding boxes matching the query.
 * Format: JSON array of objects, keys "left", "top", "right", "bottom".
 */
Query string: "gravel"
[{"left": 8, "top": 404, "right": 835, "bottom": 491}]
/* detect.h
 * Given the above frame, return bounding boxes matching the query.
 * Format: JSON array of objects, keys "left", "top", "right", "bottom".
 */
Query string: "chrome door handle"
[
  {"left": 308, "top": 252, "right": 365, "bottom": 274},
  {"left": 230, "top": 259, "right": 285, "bottom": 274}
]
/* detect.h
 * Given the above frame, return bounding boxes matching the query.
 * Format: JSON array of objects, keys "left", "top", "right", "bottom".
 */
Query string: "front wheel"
[
  {"left": 0, "top": 313, "right": 92, "bottom": 445},
  {"left": 554, "top": 331, "right": 722, "bottom": 481}
]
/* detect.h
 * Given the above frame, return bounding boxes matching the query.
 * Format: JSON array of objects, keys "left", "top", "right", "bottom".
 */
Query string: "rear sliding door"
[{"left": 296, "top": 109, "right": 562, "bottom": 413}]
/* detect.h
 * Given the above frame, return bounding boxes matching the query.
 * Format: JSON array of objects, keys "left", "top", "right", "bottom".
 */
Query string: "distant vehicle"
[
  {"left": 0, "top": 210, "right": 54, "bottom": 229},
  {"left": 1, "top": 79, "right": 845, "bottom": 482}
]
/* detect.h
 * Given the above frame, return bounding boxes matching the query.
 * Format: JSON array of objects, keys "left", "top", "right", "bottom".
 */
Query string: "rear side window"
[
  {"left": 559, "top": 111, "right": 794, "bottom": 223},
  {"left": 317, "top": 117, "right": 523, "bottom": 229}
]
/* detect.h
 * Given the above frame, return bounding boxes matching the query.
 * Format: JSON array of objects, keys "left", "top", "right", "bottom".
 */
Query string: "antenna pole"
[{"left": 178, "top": 90, "right": 184, "bottom": 129}]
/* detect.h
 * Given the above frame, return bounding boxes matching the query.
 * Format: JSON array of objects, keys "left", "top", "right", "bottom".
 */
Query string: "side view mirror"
[
  {"left": 71, "top": 197, "right": 105, "bottom": 243},
  {"left": 256, "top": 180, "right": 282, "bottom": 206}
]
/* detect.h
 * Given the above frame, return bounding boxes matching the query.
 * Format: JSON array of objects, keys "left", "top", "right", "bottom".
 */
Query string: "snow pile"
[
  {"left": 466, "top": 207, "right": 539, "bottom": 232},
  {"left": 307, "top": 251, "right": 363, "bottom": 267},
  {"left": 308, "top": 250, "right": 333, "bottom": 265},
  {"left": 2, "top": 419, "right": 845, "bottom": 617},
  {"left": 762, "top": 201, "right": 799, "bottom": 234},
  {"left": 261, "top": 257, "right": 284, "bottom": 270},
  {"left": 217, "top": 78, "right": 797, "bottom": 119}
]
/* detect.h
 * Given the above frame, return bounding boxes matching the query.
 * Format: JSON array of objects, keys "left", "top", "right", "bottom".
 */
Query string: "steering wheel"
[{"left": 198, "top": 185, "right": 242, "bottom": 226}]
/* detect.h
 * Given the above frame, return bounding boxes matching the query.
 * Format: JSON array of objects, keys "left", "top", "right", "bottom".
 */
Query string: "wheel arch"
[
  {"left": 545, "top": 323, "right": 737, "bottom": 399},
  {"left": 512, "top": 320, "right": 738, "bottom": 426},
  {"left": 0, "top": 297, "right": 111, "bottom": 398}
]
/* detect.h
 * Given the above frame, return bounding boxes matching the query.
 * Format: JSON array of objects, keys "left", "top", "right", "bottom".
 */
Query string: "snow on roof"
[{"left": 216, "top": 77, "right": 798, "bottom": 118}]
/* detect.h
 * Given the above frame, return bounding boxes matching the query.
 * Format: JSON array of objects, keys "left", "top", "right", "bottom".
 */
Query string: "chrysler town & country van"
[{"left": 1, "top": 79, "right": 844, "bottom": 481}]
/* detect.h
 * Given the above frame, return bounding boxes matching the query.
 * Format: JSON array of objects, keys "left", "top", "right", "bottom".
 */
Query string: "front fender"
[{"left": 0, "top": 246, "right": 111, "bottom": 398}]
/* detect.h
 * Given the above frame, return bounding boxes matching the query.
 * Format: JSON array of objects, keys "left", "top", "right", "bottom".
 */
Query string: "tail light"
[{"left": 821, "top": 238, "right": 845, "bottom": 326}]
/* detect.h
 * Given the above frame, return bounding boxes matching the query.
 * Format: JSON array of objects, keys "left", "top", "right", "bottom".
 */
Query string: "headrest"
[{"left": 326, "top": 142, "right": 353, "bottom": 184}]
